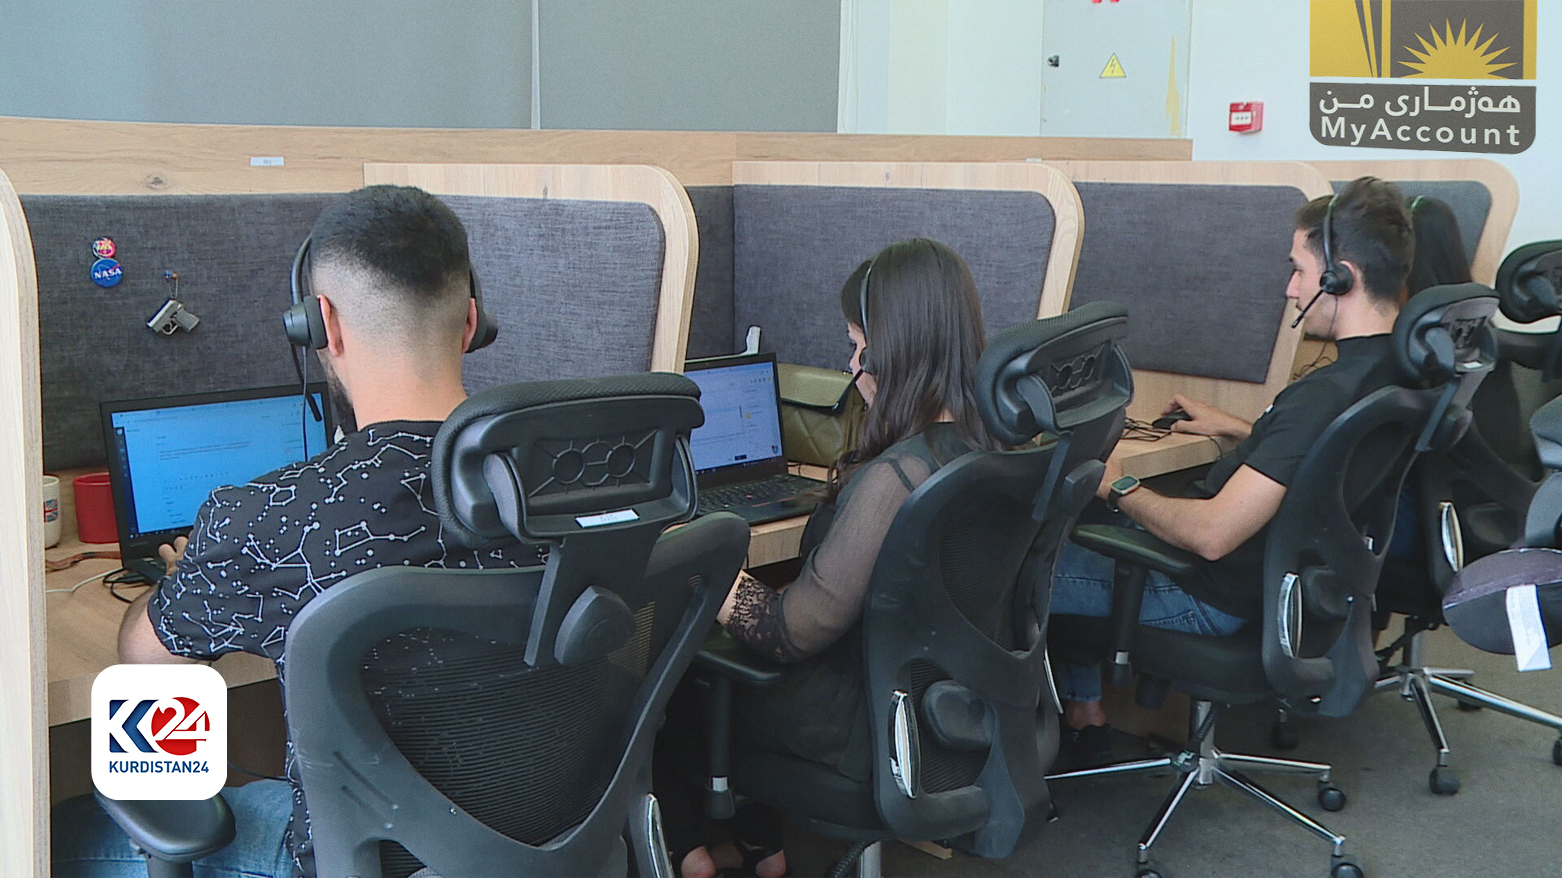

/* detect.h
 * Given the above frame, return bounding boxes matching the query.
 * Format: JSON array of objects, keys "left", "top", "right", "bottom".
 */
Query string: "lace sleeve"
[{"left": 724, "top": 571, "right": 799, "bottom": 662}]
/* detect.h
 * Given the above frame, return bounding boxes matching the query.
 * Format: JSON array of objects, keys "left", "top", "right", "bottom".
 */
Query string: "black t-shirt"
[
  {"left": 1177, "top": 335, "right": 1401, "bottom": 620},
  {"left": 150, "top": 420, "right": 536, "bottom": 878}
]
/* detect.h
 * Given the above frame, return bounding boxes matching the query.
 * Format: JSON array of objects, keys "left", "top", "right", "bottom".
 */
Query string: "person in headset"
[
  {"left": 659, "top": 237, "right": 1004, "bottom": 878},
  {"left": 1051, "top": 176, "right": 1415, "bottom": 766},
  {"left": 1406, "top": 195, "right": 1474, "bottom": 298},
  {"left": 54, "top": 185, "right": 531, "bottom": 878}
]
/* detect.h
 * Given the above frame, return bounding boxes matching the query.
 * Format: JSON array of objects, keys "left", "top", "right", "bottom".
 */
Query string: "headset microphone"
[{"left": 1291, "top": 288, "right": 1327, "bottom": 329}]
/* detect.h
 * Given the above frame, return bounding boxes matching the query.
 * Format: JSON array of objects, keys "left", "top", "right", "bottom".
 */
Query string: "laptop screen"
[
  {"left": 103, "top": 386, "right": 330, "bottom": 544},
  {"left": 684, "top": 354, "right": 786, "bottom": 476}
]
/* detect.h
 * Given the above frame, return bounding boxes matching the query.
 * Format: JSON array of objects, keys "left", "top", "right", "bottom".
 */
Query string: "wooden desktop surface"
[{"left": 43, "top": 438, "right": 1220, "bottom": 727}]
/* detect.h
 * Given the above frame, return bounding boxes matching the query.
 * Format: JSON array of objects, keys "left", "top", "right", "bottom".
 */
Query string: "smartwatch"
[{"left": 1107, "top": 475, "right": 1142, "bottom": 512}]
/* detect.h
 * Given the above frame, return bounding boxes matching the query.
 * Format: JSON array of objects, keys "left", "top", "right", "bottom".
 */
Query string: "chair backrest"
[
  {"left": 1522, "top": 395, "right": 1562, "bottom": 549},
  {"left": 1261, "top": 285, "right": 1499, "bottom": 718},
  {"left": 283, "top": 373, "right": 750, "bottom": 878},
  {"left": 858, "top": 302, "right": 1131, "bottom": 858}
]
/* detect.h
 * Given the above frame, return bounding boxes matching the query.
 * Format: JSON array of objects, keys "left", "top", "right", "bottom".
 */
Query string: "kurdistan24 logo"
[
  {"left": 1308, "top": 0, "right": 1536, "bottom": 154},
  {"left": 93, "top": 664, "right": 227, "bottom": 800}
]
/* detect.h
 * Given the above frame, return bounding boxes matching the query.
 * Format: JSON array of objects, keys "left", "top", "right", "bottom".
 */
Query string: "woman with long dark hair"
[
  {"left": 666, "top": 238, "right": 1002, "bottom": 878},
  {"left": 1406, "top": 195, "right": 1473, "bottom": 297}
]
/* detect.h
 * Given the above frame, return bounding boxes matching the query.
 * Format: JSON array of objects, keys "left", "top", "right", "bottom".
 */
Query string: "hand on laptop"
[
  {"left": 158, "top": 536, "right": 189, "bottom": 576},
  {"left": 1160, "top": 394, "right": 1252, "bottom": 441}
]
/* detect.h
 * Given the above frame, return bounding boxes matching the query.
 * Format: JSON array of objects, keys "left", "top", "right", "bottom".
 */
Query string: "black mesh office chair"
[
  {"left": 697, "top": 303, "right": 1133, "bottom": 878},
  {"left": 95, "top": 373, "right": 750, "bottom": 878},
  {"left": 1356, "top": 247, "right": 1562, "bottom": 795},
  {"left": 1047, "top": 285, "right": 1499, "bottom": 878}
]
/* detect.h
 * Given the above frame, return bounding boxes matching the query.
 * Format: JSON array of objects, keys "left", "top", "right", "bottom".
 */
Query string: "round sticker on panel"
[
  {"left": 92, "top": 237, "right": 117, "bottom": 259},
  {"left": 91, "top": 257, "right": 124, "bottom": 287}
]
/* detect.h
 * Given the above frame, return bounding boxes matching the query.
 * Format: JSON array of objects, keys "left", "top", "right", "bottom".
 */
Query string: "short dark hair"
[
  {"left": 1295, "top": 177, "right": 1414, "bottom": 306},
  {"left": 309, "top": 184, "right": 470, "bottom": 301},
  {"left": 1406, "top": 195, "right": 1473, "bottom": 297}
]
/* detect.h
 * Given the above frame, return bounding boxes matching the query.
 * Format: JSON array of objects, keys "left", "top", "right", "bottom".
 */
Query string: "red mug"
[{"left": 74, "top": 472, "right": 119, "bottom": 544}]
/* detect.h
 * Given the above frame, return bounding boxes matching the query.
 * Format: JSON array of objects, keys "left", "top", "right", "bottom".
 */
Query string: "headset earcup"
[
  {"left": 859, "top": 347, "right": 872, "bottom": 376},
  {"left": 282, "top": 296, "right": 328, "bottom": 350},
  {"left": 465, "top": 269, "right": 498, "bottom": 352}
]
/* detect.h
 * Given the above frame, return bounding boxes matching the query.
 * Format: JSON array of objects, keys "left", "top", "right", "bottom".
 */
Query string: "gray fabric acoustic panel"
[
  {"left": 1332, "top": 178, "right": 1489, "bottom": 264},
  {"left": 1068, "top": 182, "right": 1304, "bottom": 383},
  {"left": 439, "top": 195, "right": 665, "bottom": 391},
  {"left": 25, "top": 194, "right": 334, "bottom": 470},
  {"left": 732, "top": 185, "right": 1056, "bottom": 370},
  {"left": 686, "top": 186, "right": 736, "bottom": 359}
]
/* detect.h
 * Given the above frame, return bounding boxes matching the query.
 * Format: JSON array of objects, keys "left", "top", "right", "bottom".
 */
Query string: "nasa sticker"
[
  {"left": 92, "top": 236, "right": 117, "bottom": 258},
  {"left": 91, "top": 257, "right": 124, "bottom": 288}
]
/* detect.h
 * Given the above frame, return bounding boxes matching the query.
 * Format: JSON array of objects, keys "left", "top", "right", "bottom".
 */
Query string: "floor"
[{"left": 782, "top": 626, "right": 1562, "bottom": 878}]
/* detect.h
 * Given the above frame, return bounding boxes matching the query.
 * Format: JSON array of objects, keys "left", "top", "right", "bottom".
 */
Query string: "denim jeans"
[
  {"left": 52, "top": 779, "right": 293, "bottom": 878},
  {"left": 1051, "top": 538, "right": 1246, "bottom": 703}
]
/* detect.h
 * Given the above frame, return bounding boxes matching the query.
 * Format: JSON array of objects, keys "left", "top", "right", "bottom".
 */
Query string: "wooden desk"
[{"left": 1116, "top": 432, "right": 1236, "bottom": 480}]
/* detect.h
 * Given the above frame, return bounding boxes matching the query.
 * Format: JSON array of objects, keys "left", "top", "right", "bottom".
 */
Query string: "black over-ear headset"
[
  {"left": 1292, "top": 191, "right": 1356, "bottom": 329},
  {"left": 282, "top": 236, "right": 498, "bottom": 353},
  {"left": 857, "top": 253, "right": 879, "bottom": 376}
]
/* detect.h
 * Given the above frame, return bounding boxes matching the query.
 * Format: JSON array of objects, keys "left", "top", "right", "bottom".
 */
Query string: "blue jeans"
[
  {"left": 52, "top": 779, "right": 293, "bottom": 878},
  {"left": 1051, "top": 539, "right": 1246, "bottom": 703}
]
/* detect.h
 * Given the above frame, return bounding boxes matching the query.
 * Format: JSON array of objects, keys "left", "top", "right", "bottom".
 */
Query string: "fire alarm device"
[{"left": 1229, "top": 102, "right": 1263, "bottom": 133}]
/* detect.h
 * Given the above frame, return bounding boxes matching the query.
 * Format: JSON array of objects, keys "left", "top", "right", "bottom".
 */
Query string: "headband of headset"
[
  {"left": 1318, "top": 192, "right": 1355, "bottom": 297},
  {"left": 282, "top": 235, "right": 497, "bottom": 353}
]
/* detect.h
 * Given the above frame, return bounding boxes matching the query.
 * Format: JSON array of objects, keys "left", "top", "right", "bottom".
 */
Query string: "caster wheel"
[
  {"left": 1429, "top": 766, "right": 1460, "bottom": 795},
  {"left": 1136, "top": 869, "right": 1165, "bottom": 878},
  {"left": 1317, "top": 785, "right": 1347, "bottom": 811},
  {"left": 1455, "top": 699, "right": 1483, "bottom": 712},
  {"left": 1271, "top": 722, "right": 1300, "bottom": 750},
  {"left": 1331, "top": 861, "right": 1364, "bottom": 878},
  {"left": 1551, "top": 737, "right": 1562, "bottom": 767}
]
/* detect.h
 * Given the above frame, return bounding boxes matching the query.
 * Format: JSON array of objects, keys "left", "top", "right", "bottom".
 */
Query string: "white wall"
[{"left": 1188, "top": 0, "right": 1560, "bottom": 251}]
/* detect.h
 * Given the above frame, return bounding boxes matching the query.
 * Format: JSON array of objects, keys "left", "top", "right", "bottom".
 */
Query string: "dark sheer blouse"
[{"left": 725, "top": 424, "right": 969, "bottom": 662}]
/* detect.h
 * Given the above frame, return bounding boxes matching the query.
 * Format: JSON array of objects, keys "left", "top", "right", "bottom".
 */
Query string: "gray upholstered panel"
[
  {"left": 732, "top": 185, "right": 1056, "bottom": 370},
  {"left": 439, "top": 195, "right": 665, "bottom": 391},
  {"left": 686, "top": 185, "right": 736, "bottom": 358},
  {"left": 1332, "top": 178, "right": 1489, "bottom": 263},
  {"left": 1068, "top": 182, "right": 1304, "bottom": 383},
  {"left": 25, "top": 194, "right": 334, "bottom": 470}
]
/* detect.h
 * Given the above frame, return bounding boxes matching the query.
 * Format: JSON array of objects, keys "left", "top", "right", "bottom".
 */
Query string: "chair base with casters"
[{"left": 1047, "top": 699, "right": 1359, "bottom": 878}]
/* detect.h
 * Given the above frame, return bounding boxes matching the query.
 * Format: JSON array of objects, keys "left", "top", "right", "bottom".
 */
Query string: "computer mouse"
[{"left": 1151, "top": 409, "right": 1192, "bottom": 431}]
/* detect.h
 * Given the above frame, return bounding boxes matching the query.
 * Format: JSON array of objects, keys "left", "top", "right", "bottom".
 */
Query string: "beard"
[{"left": 319, "top": 357, "right": 357, "bottom": 435}]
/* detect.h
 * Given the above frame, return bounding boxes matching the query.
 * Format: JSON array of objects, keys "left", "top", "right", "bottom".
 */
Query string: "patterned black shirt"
[{"left": 149, "top": 420, "right": 535, "bottom": 878}]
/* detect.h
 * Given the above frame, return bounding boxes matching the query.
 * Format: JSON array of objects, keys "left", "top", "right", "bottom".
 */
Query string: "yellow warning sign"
[{"left": 1100, "top": 53, "right": 1127, "bottom": 78}]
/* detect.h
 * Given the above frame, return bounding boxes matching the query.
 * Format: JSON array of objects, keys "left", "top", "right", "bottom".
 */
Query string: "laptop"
[
  {"left": 100, "top": 384, "right": 332, "bottom": 582},
  {"left": 685, "top": 352, "right": 825, "bottom": 525}
]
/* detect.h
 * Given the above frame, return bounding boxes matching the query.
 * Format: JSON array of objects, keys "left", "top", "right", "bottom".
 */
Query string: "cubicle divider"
[
  {"left": 0, "top": 168, "right": 47, "bottom": 878},
  {"left": 1050, "top": 161, "right": 1331, "bottom": 423},
  {"left": 1305, "top": 159, "right": 1519, "bottom": 285},
  {"left": 724, "top": 161, "right": 1083, "bottom": 368}
]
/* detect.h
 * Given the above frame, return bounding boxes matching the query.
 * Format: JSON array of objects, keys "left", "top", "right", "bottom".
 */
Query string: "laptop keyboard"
[{"left": 698, "top": 473, "right": 824, "bottom": 519}]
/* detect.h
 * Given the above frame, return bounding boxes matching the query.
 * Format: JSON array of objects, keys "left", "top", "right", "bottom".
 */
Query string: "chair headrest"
[
  {"left": 1393, "top": 283, "right": 1499, "bottom": 385},
  {"left": 976, "top": 302, "right": 1132, "bottom": 444},
  {"left": 432, "top": 373, "right": 704, "bottom": 548},
  {"left": 1495, "top": 240, "right": 1562, "bottom": 324}
]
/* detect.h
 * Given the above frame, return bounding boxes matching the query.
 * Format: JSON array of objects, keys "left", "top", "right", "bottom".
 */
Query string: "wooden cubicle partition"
[
  {"left": 1305, "top": 159, "right": 1519, "bottom": 285},
  {"left": 1051, "top": 160, "right": 1332, "bottom": 423},
  {"left": 733, "top": 161, "right": 1084, "bottom": 319},
  {"left": 0, "top": 168, "right": 47, "bottom": 876},
  {"left": 364, "top": 163, "right": 700, "bottom": 373},
  {"left": 0, "top": 115, "right": 1189, "bottom": 195}
]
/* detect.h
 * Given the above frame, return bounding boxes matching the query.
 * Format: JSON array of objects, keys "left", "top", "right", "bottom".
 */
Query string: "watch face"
[{"left": 1111, "top": 475, "right": 1139, "bottom": 492}]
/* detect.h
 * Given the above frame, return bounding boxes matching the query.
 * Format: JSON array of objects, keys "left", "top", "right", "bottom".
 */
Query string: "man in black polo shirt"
[
  {"left": 1052, "top": 177, "right": 1414, "bottom": 755},
  {"left": 54, "top": 186, "right": 533, "bottom": 878}
]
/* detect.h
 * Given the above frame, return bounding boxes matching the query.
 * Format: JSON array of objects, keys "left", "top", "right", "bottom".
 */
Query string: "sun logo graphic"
[{"left": 93, "top": 664, "right": 227, "bottom": 800}]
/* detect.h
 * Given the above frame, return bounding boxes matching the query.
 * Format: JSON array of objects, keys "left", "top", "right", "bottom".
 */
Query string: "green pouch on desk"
[{"left": 777, "top": 363, "right": 863, "bottom": 467}]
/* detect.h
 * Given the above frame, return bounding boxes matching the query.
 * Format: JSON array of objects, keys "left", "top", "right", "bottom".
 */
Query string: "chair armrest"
[
  {"left": 93, "top": 793, "right": 235, "bottom": 865},
  {"left": 1072, "top": 524, "right": 1201, "bottom": 578},
  {"left": 694, "top": 626, "right": 785, "bottom": 686}
]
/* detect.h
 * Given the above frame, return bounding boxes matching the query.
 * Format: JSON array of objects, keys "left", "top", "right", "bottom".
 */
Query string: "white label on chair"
[
  {"left": 576, "top": 509, "right": 639, "bottom": 528},
  {"left": 1506, "top": 584, "right": 1552, "bottom": 672}
]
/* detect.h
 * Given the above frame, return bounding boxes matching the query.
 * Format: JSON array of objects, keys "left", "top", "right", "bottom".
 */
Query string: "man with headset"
[
  {"left": 54, "top": 185, "right": 526, "bottom": 878},
  {"left": 1053, "top": 176, "right": 1415, "bottom": 764}
]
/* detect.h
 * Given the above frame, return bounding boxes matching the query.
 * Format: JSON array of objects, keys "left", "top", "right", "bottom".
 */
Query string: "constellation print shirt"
[{"left": 148, "top": 419, "right": 536, "bottom": 878}]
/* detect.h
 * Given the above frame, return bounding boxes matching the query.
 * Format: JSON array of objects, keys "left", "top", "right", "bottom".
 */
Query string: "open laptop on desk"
[
  {"left": 685, "top": 352, "right": 825, "bottom": 525},
  {"left": 100, "top": 384, "right": 331, "bottom": 582}
]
